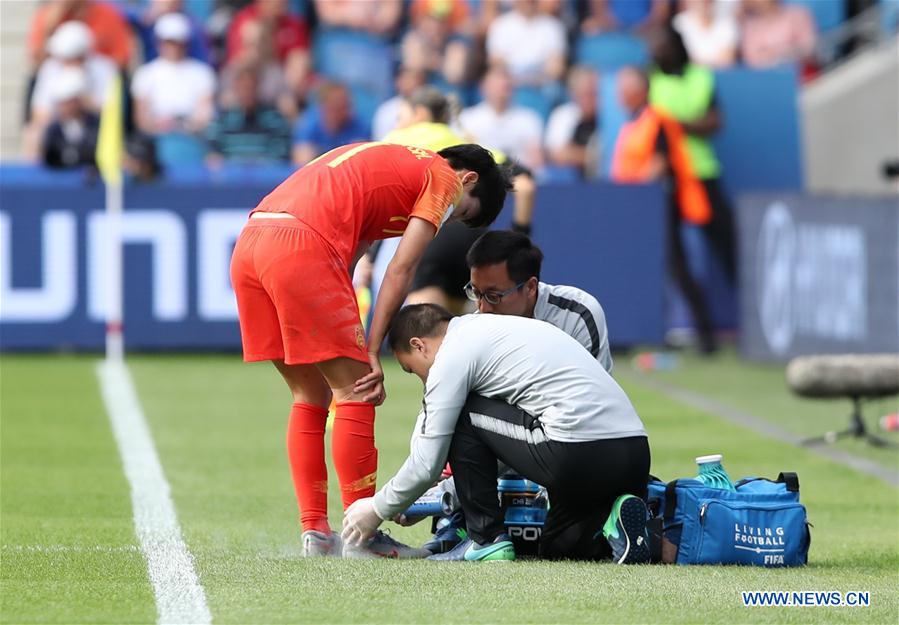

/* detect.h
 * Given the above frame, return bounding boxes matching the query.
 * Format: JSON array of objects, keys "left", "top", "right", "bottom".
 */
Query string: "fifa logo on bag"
[{"left": 734, "top": 523, "right": 787, "bottom": 565}]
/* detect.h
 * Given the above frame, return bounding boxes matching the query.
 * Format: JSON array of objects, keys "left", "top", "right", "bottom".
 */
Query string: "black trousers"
[
  {"left": 448, "top": 394, "right": 651, "bottom": 561},
  {"left": 410, "top": 221, "right": 485, "bottom": 295},
  {"left": 668, "top": 177, "right": 738, "bottom": 351},
  {"left": 668, "top": 193, "right": 716, "bottom": 350},
  {"left": 702, "top": 178, "right": 737, "bottom": 285}
]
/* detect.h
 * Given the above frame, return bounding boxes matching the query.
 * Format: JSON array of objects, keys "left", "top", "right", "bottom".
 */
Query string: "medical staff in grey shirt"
[
  {"left": 342, "top": 304, "right": 651, "bottom": 563},
  {"left": 465, "top": 230, "right": 613, "bottom": 373}
]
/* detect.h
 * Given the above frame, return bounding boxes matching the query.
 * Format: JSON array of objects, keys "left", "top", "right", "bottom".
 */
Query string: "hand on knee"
[{"left": 330, "top": 384, "right": 373, "bottom": 405}]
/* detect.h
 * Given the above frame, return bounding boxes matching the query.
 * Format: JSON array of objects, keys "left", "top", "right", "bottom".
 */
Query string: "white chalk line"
[
  {"left": 96, "top": 360, "right": 212, "bottom": 625},
  {"left": 3, "top": 544, "right": 141, "bottom": 554},
  {"left": 623, "top": 370, "right": 898, "bottom": 487}
]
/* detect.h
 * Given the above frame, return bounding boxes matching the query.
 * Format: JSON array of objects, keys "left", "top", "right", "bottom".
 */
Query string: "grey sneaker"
[
  {"left": 302, "top": 530, "right": 342, "bottom": 557},
  {"left": 342, "top": 530, "right": 431, "bottom": 559}
]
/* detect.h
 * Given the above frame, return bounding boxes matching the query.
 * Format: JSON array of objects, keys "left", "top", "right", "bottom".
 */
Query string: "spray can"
[{"left": 402, "top": 484, "right": 456, "bottom": 518}]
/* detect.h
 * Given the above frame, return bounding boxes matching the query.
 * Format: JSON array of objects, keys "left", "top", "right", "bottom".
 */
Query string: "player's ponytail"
[{"left": 407, "top": 86, "right": 453, "bottom": 125}]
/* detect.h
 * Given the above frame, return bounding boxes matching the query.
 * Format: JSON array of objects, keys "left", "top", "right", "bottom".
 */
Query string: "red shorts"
[{"left": 230, "top": 217, "right": 367, "bottom": 365}]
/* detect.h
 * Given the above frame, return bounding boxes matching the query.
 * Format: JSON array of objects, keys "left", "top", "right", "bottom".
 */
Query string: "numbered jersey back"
[{"left": 254, "top": 142, "right": 462, "bottom": 265}]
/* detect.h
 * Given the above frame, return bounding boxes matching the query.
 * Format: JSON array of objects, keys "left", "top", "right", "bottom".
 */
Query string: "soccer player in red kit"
[{"left": 230, "top": 142, "right": 510, "bottom": 557}]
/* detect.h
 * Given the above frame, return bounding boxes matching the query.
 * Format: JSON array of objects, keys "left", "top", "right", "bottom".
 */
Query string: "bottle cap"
[{"left": 695, "top": 454, "right": 723, "bottom": 464}]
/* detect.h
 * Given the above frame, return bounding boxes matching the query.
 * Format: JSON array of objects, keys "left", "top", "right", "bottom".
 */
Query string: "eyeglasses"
[{"left": 464, "top": 281, "right": 526, "bottom": 305}]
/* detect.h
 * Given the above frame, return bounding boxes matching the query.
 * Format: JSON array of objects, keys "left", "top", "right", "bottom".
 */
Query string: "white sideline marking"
[
  {"left": 97, "top": 360, "right": 212, "bottom": 625},
  {"left": 624, "top": 370, "right": 899, "bottom": 487},
  {"left": 4, "top": 545, "right": 141, "bottom": 554}
]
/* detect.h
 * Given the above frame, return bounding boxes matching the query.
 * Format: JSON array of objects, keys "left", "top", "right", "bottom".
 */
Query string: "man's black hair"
[
  {"left": 651, "top": 24, "right": 690, "bottom": 74},
  {"left": 437, "top": 144, "right": 513, "bottom": 228},
  {"left": 388, "top": 304, "right": 454, "bottom": 353},
  {"left": 466, "top": 230, "right": 544, "bottom": 283}
]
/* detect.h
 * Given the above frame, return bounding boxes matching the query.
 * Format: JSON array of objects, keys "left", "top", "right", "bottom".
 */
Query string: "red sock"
[
  {"left": 332, "top": 402, "right": 378, "bottom": 509},
  {"left": 286, "top": 403, "right": 330, "bottom": 534}
]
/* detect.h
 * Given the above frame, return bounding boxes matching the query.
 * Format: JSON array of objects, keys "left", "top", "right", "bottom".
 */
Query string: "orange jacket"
[{"left": 611, "top": 106, "right": 712, "bottom": 226}]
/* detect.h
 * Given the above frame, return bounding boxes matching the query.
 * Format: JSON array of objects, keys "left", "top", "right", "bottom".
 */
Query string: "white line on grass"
[
  {"left": 625, "top": 371, "right": 899, "bottom": 487},
  {"left": 97, "top": 360, "right": 212, "bottom": 625},
  {"left": 3, "top": 545, "right": 141, "bottom": 553}
]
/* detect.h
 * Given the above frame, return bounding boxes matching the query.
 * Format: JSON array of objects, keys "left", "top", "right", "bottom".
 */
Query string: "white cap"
[
  {"left": 695, "top": 454, "right": 723, "bottom": 464},
  {"left": 154, "top": 12, "right": 191, "bottom": 42},
  {"left": 51, "top": 67, "right": 88, "bottom": 102},
  {"left": 47, "top": 21, "right": 94, "bottom": 59}
]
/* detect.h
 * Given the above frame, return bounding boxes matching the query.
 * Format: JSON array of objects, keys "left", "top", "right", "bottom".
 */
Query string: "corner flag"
[{"left": 96, "top": 76, "right": 124, "bottom": 186}]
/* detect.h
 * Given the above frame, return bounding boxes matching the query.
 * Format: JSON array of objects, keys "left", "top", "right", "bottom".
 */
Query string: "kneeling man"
[{"left": 342, "top": 304, "right": 651, "bottom": 562}]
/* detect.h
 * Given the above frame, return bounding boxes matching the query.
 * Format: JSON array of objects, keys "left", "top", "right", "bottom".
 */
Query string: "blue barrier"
[
  {"left": 711, "top": 67, "right": 803, "bottom": 196},
  {"left": 0, "top": 175, "right": 667, "bottom": 351},
  {"left": 520, "top": 182, "right": 667, "bottom": 347}
]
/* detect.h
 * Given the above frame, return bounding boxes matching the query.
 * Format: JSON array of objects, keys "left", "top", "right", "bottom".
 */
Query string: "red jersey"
[{"left": 254, "top": 142, "right": 463, "bottom": 265}]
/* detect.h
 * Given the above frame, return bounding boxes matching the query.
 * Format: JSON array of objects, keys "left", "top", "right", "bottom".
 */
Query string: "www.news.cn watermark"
[{"left": 742, "top": 591, "right": 871, "bottom": 607}]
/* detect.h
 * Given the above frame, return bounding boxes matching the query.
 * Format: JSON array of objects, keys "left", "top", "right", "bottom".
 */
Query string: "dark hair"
[
  {"left": 651, "top": 24, "right": 690, "bottom": 74},
  {"left": 437, "top": 144, "right": 513, "bottom": 228},
  {"left": 388, "top": 304, "right": 453, "bottom": 353},
  {"left": 125, "top": 133, "right": 162, "bottom": 181},
  {"left": 466, "top": 230, "right": 544, "bottom": 283}
]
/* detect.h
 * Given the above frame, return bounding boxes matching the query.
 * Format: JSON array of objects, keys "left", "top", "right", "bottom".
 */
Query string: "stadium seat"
[
  {"left": 538, "top": 164, "right": 580, "bottom": 185},
  {"left": 576, "top": 33, "right": 649, "bottom": 73},
  {"left": 786, "top": 0, "right": 846, "bottom": 33},
  {"left": 154, "top": 133, "right": 208, "bottom": 169},
  {"left": 882, "top": 0, "right": 899, "bottom": 34},
  {"left": 349, "top": 86, "right": 381, "bottom": 130},
  {"left": 313, "top": 28, "right": 395, "bottom": 103},
  {"left": 511, "top": 85, "right": 559, "bottom": 121},
  {"left": 429, "top": 78, "right": 478, "bottom": 109}
]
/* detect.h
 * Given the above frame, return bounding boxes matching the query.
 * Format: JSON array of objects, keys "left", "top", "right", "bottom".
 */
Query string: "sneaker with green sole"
[
  {"left": 602, "top": 494, "right": 651, "bottom": 564},
  {"left": 427, "top": 534, "right": 516, "bottom": 561}
]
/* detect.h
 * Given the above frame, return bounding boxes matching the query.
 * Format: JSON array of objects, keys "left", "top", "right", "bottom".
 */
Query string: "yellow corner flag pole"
[{"left": 96, "top": 76, "right": 125, "bottom": 363}]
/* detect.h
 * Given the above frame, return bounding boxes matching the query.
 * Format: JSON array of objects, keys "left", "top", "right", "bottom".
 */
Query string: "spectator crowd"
[{"left": 21, "top": 0, "right": 831, "bottom": 179}]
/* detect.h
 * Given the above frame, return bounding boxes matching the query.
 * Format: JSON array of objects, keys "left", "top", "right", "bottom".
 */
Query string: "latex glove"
[{"left": 341, "top": 497, "right": 383, "bottom": 546}]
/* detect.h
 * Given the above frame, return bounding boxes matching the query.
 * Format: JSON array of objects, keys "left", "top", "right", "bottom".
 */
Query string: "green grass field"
[{"left": 2, "top": 353, "right": 897, "bottom": 624}]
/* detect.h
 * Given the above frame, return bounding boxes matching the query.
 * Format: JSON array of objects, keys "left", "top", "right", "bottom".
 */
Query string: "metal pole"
[{"left": 105, "top": 180, "right": 124, "bottom": 363}]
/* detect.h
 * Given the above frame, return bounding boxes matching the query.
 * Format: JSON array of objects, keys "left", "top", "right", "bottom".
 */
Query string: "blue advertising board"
[
  {"left": 0, "top": 175, "right": 667, "bottom": 351},
  {"left": 739, "top": 193, "right": 899, "bottom": 361}
]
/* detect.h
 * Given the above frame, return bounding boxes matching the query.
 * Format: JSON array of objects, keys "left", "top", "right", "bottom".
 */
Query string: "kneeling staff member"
[{"left": 342, "top": 304, "right": 651, "bottom": 562}]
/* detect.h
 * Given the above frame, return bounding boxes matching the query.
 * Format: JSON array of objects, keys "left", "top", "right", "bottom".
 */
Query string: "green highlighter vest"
[
  {"left": 649, "top": 64, "right": 720, "bottom": 179},
  {"left": 383, "top": 122, "right": 508, "bottom": 164}
]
